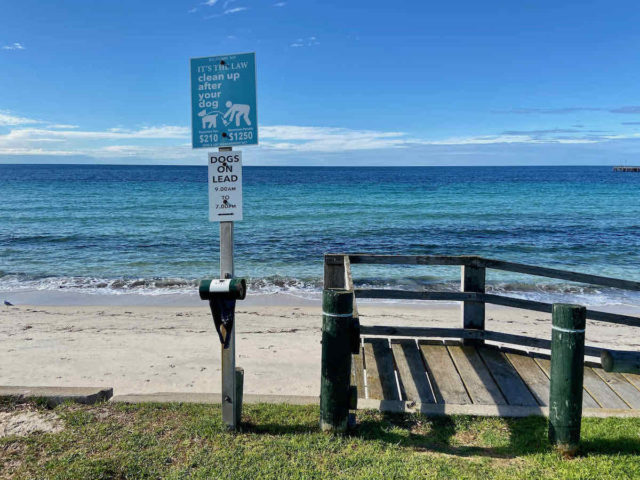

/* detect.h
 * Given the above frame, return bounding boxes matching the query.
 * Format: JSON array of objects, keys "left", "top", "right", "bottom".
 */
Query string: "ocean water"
[{"left": 1, "top": 164, "right": 639, "bottom": 306}]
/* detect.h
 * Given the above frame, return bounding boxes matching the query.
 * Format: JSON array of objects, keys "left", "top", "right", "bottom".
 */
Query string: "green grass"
[{"left": 2, "top": 399, "right": 640, "bottom": 479}]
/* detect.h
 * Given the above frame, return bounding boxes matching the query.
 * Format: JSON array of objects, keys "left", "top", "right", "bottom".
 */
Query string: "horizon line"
[{"left": 0, "top": 163, "right": 625, "bottom": 168}]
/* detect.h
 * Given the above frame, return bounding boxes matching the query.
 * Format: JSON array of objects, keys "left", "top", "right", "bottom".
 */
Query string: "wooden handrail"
[
  {"left": 324, "top": 253, "right": 640, "bottom": 349},
  {"left": 346, "top": 254, "right": 480, "bottom": 267},
  {"left": 327, "top": 253, "right": 640, "bottom": 292},
  {"left": 354, "top": 289, "right": 640, "bottom": 327},
  {"left": 354, "top": 289, "right": 477, "bottom": 302},
  {"left": 481, "top": 257, "right": 640, "bottom": 291}
]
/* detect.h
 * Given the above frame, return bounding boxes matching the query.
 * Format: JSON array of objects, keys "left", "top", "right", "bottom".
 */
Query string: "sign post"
[
  {"left": 218, "top": 146, "right": 238, "bottom": 429},
  {"left": 191, "top": 52, "right": 257, "bottom": 431}
]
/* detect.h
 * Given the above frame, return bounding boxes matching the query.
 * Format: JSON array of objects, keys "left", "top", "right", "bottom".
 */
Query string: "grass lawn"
[{"left": 1, "top": 399, "right": 640, "bottom": 479}]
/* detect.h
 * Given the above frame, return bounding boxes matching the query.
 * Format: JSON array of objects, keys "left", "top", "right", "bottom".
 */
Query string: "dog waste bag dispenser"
[{"left": 199, "top": 279, "right": 247, "bottom": 348}]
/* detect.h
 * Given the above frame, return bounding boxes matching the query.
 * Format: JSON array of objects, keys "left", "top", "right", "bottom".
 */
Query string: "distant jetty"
[{"left": 613, "top": 166, "right": 640, "bottom": 172}]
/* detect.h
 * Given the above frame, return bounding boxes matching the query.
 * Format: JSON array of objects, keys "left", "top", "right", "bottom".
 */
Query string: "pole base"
[
  {"left": 320, "top": 419, "right": 348, "bottom": 434},
  {"left": 555, "top": 442, "right": 579, "bottom": 458}
]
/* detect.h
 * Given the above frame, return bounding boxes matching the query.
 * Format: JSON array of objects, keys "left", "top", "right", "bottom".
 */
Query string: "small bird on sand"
[{"left": 3, "top": 300, "right": 13, "bottom": 306}]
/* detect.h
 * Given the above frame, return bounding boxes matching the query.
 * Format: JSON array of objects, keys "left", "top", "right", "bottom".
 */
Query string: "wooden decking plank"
[
  {"left": 447, "top": 345, "right": 506, "bottom": 405},
  {"left": 622, "top": 373, "right": 640, "bottom": 392},
  {"left": 363, "top": 338, "right": 399, "bottom": 400},
  {"left": 362, "top": 340, "right": 382, "bottom": 400},
  {"left": 533, "top": 357, "right": 600, "bottom": 409},
  {"left": 351, "top": 344, "right": 365, "bottom": 399},
  {"left": 478, "top": 347, "right": 537, "bottom": 406},
  {"left": 505, "top": 353, "right": 549, "bottom": 406},
  {"left": 582, "top": 367, "right": 629, "bottom": 409},
  {"left": 391, "top": 340, "right": 435, "bottom": 403},
  {"left": 419, "top": 342, "right": 471, "bottom": 405},
  {"left": 593, "top": 369, "right": 640, "bottom": 409}
]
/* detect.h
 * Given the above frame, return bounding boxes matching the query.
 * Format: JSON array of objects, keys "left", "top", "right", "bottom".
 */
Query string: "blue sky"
[{"left": 1, "top": 0, "right": 640, "bottom": 165}]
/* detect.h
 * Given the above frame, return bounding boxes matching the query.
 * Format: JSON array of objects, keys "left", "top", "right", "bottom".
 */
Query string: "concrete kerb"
[
  {"left": 0, "top": 386, "right": 113, "bottom": 407},
  {"left": 5, "top": 388, "right": 640, "bottom": 418},
  {"left": 111, "top": 392, "right": 319, "bottom": 405}
]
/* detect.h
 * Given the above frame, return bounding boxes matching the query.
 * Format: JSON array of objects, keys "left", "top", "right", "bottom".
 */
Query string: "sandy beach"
[{"left": 2, "top": 297, "right": 639, "bottom": 397}]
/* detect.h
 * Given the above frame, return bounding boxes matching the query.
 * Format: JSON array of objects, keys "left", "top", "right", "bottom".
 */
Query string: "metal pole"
[{"left": 218, "top": 146, "right": 239, "bottom": 430}]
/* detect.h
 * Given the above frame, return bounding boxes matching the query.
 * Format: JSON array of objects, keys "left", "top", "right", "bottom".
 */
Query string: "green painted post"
[
  {"left": 320, "top": 289, "right": 354, "bottom": 433},
  {"left": 548, "top": 303, "right": 586, "bottom": 457}
]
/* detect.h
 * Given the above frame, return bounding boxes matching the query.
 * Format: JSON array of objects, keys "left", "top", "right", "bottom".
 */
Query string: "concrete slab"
[
  {"left": 0, "top": 386, "right": 113, "bottom": 407},
  {"left": 111, "top": 392, "right": 318, "bottom": 405}
]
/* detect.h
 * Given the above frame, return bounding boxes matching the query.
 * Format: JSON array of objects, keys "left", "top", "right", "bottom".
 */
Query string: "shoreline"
[{"left": 2, "top": 290, "right": 640, "bottom": 316}]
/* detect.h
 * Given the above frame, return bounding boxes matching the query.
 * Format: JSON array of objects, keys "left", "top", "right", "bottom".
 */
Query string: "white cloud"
[
  {"left": 0, "top": 147, "right": 78, "bottom": 156},
  {"left": 2, "top": 42, "right": 25, "bottom": 51},
  {"left": 224, "top": 7, "right": 246, "bottom": 14},
  {"left": 494, "top": 105, "right": 640, "bottom": 115},
  {"left": 421, "top": 133, "right": 640, "bottom": 146},
  {"left": 4, "top": 109, "right": 640, "bottom": 162},
  {"left": 204, "top": 5, "right": 246, "bottom": 18},
  {"left": 0, "top": 111, "right": 40, "bottom": 126},
  {"left": 93, "top": 144, "right": 199, "bottom": 159},
  {"left": 48, "top": 124, "right": 79, "bottom": 129},
  {"left": 0, "top": 120, "right": 415, "bottom": 158},
  {"left": 1, "top": 125, "right": 189, "bottom": 142},
  {"left": 260, "top": 125, "right": 411, "bottom": 151},
  {"left": 200, "top": 0, "right": 246, "bottom": 18},
  {"left": 290, "top": 36, "right": 319, "bottom": 48},
  {"left": 0, "top": 123, "right": 193, "bottom": 159},
  {"left": 0, "top": 124, "right": 195, "bottom": 161},
  {"left": 4, "top": 121, "right": 637, "bottom": 159},
  {"left": 127, "top": 125, "right": 190, "bottom": 138}
]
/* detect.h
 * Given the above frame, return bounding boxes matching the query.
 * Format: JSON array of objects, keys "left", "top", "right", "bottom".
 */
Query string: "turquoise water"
[{"left": 1, "top": 164, "right": 639, "bottom": 305}]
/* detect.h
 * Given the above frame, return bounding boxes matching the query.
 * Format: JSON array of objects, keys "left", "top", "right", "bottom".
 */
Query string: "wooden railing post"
[
  {"left": 320, "top": 289, "right": 354, "bottom": 433},
  {"left": 324, "top": 254, "right": 347, "bottom": 289},
  {"left": 548, "top": 303, "right": 586, "bottom": 457},
  {"left": 461, "top": 265, "right": 485, "bottom": 345}
]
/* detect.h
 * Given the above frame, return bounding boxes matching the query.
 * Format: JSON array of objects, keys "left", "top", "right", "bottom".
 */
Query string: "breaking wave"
[
  {"left": 0, "top": 273, "right": 321, "bottom": 297},
  {"left": 1, "top": 272, "right": 639, "bottom": 306}
]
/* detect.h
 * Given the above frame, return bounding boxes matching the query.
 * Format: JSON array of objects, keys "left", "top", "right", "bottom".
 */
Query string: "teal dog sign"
[{"left": 190, "top": 52, "right": 258, "bottom": 148}]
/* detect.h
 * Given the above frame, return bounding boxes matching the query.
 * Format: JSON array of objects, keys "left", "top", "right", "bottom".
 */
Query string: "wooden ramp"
[{"left": 352, "top": 338, "right": 640, "bottom": 417}]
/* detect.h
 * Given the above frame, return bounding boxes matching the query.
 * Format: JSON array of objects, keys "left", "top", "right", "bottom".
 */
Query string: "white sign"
[{"left": 208, "top": 151, "right": 243, "bottom": 221}]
